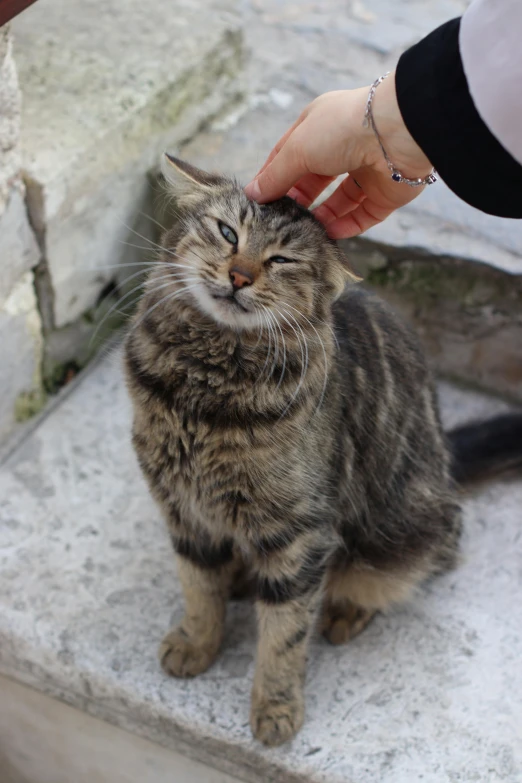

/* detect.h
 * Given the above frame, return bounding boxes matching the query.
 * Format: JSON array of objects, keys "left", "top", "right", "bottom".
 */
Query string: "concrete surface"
[
  {"left": 0, "top": 194, "right": 43, "bottom": 442},
  {"left": 0, "top": 188, "right": 39, "bottom": 304},
  {"left": 0, "top": 344, "right": 521, "bottom": 783},
  {"left": 0, "top": 26, "right": 21, "bottom": 212},
  {"left": 182, "top": 0, "right": 522, "bottom": 274},
  {"left": 12, "top": 0, "right": 244, "bottom": 329},
  {"left": 0, "top": 26, "right": 43, "bottom": 443},
  {"left": 0, "top": 273, "right": 44, "bottom": 441},
  {"left": 0, "top": 675, "right": 245, "bottom": 783}
]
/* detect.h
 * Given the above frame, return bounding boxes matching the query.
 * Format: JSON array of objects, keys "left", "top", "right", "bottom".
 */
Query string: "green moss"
[
  {"left": 366, "top": 266, "right": 394, "bottom": 287},
  {"left": 14, "top": 388, "right": 48, "bottom": 422},
  {"left": 367, "top": 259, "right": 520, "bottom": 310}
]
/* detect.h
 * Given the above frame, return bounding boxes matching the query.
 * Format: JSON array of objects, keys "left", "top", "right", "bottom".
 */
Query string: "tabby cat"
[{"left": 125, "top": 155, "right": 522, "bottom": 746}]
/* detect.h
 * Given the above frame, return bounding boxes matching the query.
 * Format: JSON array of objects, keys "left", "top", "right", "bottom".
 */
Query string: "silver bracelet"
[{"left": 363, "top": 72, "right": 437, "bottom": 187}]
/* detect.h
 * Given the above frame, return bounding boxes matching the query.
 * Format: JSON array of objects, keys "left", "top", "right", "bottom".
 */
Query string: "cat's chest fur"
[
  {"left": 127, "top": 308, "right": 339, "bottom": 542},
  {"left": 134, "top": 387, "right": 320, "bottom": 541}
]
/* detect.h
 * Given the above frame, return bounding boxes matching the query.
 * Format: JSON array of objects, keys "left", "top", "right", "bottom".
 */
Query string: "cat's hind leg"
[
  {"left": 322, "top": 494, "right": 462, "bottom": 644},
  {"left": 320, "top": 559, "right": 431, "bottom": 645}
]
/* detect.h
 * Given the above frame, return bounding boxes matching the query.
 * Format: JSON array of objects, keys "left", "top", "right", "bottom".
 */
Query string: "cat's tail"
[{"left": 447, "top": 413, "right": 522, "bottom": 485}]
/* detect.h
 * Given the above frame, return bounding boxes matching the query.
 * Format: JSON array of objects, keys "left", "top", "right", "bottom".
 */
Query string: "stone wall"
[
  {"left": 0, "top": 26, "right": 44, "bottom": 444},
  {"left": 0, "top": 0, "right": 245, "bottom": 446}
]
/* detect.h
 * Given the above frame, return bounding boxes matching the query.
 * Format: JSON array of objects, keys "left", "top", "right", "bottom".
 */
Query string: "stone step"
[
  {"left": 0, "top": 345, "right": 521, "bottom": 783},
  {"left": 10, "top": 0, "right": 243, "bottom": 383}
]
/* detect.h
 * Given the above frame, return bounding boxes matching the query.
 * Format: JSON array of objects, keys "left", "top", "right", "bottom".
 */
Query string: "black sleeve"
[{"left": 395, "top": 18, "right": 522, "bottom": 219}]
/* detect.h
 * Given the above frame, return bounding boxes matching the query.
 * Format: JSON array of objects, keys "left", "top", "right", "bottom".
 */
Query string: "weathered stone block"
[
  {"left": 357, "top": 250, "right": 522, "bottom": 402},
  {"left": 0, "top": 188, "right": 39, "bottom": 303},
  {"left": 13, "top": 0, "right": 244, "bottom": 330},
  {"left": 0, "top": 25, "right": 44, "bottom": 442},
  {"left": 0, "top": 26, "right": 21, "bottom": 212},
  {"left": 0, "top": 273, "right": 44, "bottom": 441}
]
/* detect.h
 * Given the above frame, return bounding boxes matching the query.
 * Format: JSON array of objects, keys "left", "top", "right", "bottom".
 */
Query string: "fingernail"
[
  {"left": 245, "top": 179, "right": 261, "bottom": 201},
  {"left": 287, "top": 187, "right": 307, "bottom": 205}
]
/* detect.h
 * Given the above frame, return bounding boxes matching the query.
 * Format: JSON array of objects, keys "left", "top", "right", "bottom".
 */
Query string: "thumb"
[{"left": 245, "top": 137, "right": 309, "bottom": 203}]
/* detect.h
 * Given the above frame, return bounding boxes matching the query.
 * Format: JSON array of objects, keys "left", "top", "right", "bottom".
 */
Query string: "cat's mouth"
[{"left": 210, "top": 292, "right": 250, "bottom": 314}]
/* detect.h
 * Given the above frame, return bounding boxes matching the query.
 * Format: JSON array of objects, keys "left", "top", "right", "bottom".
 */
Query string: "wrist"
[{"left": 364, "top": 71, "right": 433, "bottom": 179}]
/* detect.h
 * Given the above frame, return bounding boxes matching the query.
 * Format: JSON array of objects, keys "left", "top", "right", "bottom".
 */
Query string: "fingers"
[
  {"left": 255, "top": 118, "right": 302, "bottom": 178},
  {"left": 287, "top": 173, "right": 336, "bottom": 207},
  {"left": 325, "top": 199, "right": 396, "bottom": 239},
  {"left": 245, "top": 116, "right": 315, "bottom": 202},
  {"left": 312, "top": 174, "right": 366, "bottom": 225},
  {"left": 316, "top": 166, "right": 425, "bottom": 238},
  {"left": 245, "top": 141, "right": 310, "bottom": 203}
]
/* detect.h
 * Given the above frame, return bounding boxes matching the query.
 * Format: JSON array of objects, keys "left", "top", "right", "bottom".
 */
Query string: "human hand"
[{"left": 244, "top": 73, "right": 434, "bottom": 239}]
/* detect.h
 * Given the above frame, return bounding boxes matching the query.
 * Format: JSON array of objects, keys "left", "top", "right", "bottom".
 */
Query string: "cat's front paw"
[
  {"left": 159, "top": 628, "right": 218, "bottom": 678},
  {"left": 250, "top": 695, "right": 304, "bottom": 746}
]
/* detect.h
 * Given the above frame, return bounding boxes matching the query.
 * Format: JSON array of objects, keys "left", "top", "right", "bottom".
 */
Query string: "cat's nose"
[{"left": 229, "top": 266, "right": 254, "bottom": 290}]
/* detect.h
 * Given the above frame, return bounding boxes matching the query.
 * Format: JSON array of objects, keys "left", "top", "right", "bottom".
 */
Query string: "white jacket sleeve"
[{"left": 460, "top": 0, "right": 522, "bottom": 165}]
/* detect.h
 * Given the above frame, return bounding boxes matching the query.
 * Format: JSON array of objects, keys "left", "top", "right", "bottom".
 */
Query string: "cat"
[{"left": 124, "top": 154, "right": 522, "bottom": 746}]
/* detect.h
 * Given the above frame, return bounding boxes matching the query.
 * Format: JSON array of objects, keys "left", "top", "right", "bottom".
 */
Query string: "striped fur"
[{"left": 125, "top": 157, "right": 461, "bottom": 745}]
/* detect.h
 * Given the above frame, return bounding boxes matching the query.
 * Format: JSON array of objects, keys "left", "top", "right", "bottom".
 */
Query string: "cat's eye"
[
  {"left": 218, "top": 221, "right": 238, "bottom": 245},
  {"left": 269, "top": 255, "right": 295, "bottom": 264}
]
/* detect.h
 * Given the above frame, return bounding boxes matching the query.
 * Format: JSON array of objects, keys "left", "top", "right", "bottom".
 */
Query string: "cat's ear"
[
  {"left": 340, "top": 256, "right": 362, "bottom": 285},
  {"left": 161, "top": 154, "right": 224, "bottom": 199},
  {"left": 329, "top": 252, "right": 362, "bottom": 300}
]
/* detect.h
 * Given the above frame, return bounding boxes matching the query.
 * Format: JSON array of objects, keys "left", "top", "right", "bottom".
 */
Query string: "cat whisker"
[
  {"left": 129, "top": 283, "right": 202, "bottom": 335},
  {"left": 146, "top": 262, "right": 194, "bottom": 275},
  {"left": 91, "top": 260, "right": 177, "bottom": 273},
  {"left": 158, "top": 200, "right": 189, "bottom": 226},
  {"left": 282, "top": 301, "right": 339, "bottom": 351},
  {"left": 269, "top": 311, "right": 287, "bottom": 392},
  {"left": 144, "top": 273, "right": 201, "bottom": 292},
  {"left": 138, "top": 211, "right": 169, "bottom": 234},
  {"left": 118, "top": 219, "right": 224, "bottom": 286},
  {"left": 90, "top": 271, "right": 196, "bottom": 348},
  {"left": 251, "top": 306, "right": 266, "bottom": 351},
  {"left": 90, "top": 261, "right": 195, "bottom": 325},
  {"left": 116, "top": 240, "right": 162, "bottom": 256},
  {"left": 266, "top": 308, "right": 282, "bottom": 383},
  {"left": 175, "top": 243, "right": 213, "bottom": 271},
  {"left": 278, "top": 300, "right": 329, "bottom": 415},
  {"left": 118, "top": 220, "right": 168, "bottom": 255},
  {"left": 118, "top": 221, "right": 202, "bottom": 273},
  {"left": 92, "top": 263, "right": 176, "bottom": 322},
  {"left": 115, "top": 241, "right": 206, "bottom": 278},
  {"left": 259, "top": 305, "right": 277, "bottom": 382},
  {"left": 90, "top": 277, "right": 161, "bottom": 349},
  {"left": 276, "top": 306, "right": 310, "bottom": 416}
]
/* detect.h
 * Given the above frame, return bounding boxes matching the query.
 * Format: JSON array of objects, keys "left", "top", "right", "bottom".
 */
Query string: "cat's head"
[{"left": 159, "top": 154, "right": 358, "bottom": 330}]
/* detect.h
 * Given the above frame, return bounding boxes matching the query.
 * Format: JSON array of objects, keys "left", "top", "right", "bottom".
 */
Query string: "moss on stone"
[
  {"left": 367, "top": 259, "right": 522, "bottom": 311},
  {"left": 14, "top": 388, "right": 48, "bottom": 422}
]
